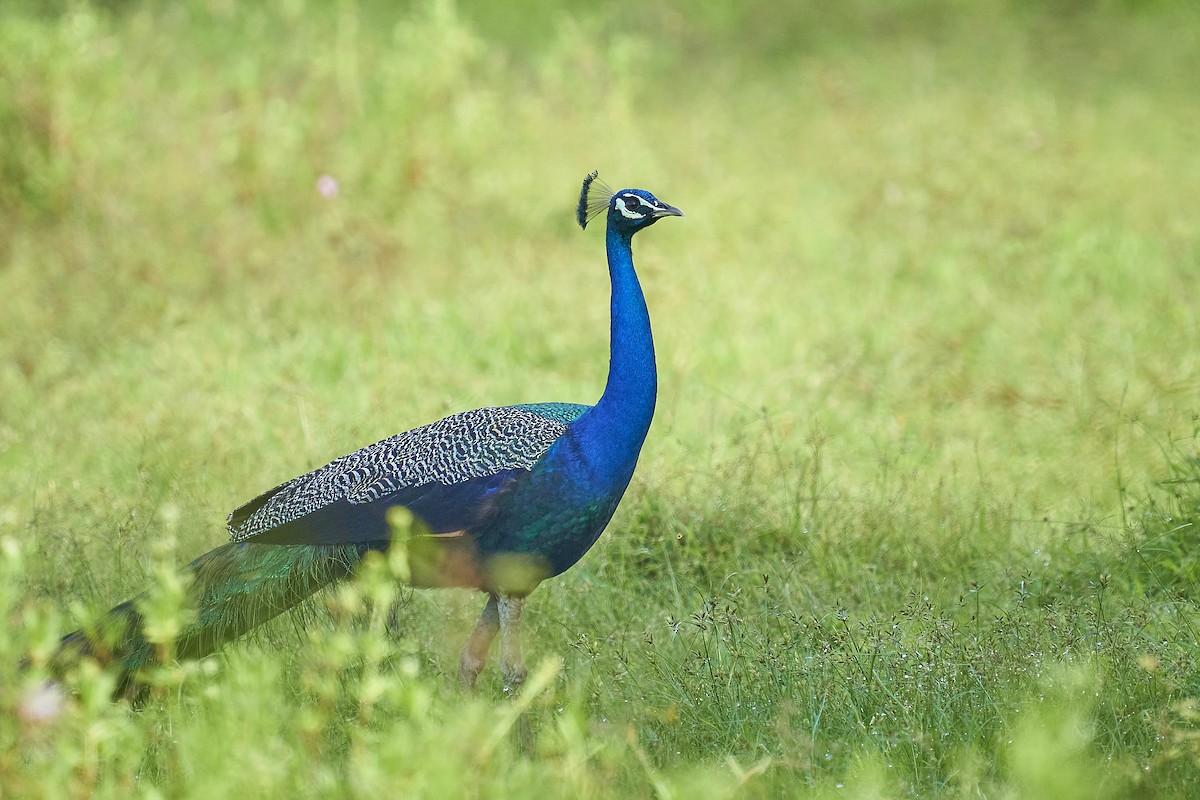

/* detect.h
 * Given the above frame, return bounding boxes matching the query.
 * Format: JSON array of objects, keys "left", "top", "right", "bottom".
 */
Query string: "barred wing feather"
[{"left": 227, "top": 405, "right": 585, "bottom": 544}]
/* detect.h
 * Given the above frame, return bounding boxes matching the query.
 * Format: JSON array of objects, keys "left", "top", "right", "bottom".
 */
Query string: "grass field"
[{"left": 3, "top": 1, "right": 1200, "bottom": 796}]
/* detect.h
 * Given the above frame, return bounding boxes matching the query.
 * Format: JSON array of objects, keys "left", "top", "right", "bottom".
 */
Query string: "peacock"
[{"left": 52, "top": 171, "right": 683, "bottom": 699}]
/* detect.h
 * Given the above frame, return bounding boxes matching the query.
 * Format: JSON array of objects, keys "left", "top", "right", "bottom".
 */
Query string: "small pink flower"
[
  {"left": 317, "top": 174, "right": 339, "bottom": 199},
  {"left": 18, "top": 682, "right": 66, "bottom": 726}
]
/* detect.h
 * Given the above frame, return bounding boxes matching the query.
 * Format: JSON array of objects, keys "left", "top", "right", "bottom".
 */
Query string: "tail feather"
[{"left": 53, "top": 541, "right": 373, "bottom": 699}]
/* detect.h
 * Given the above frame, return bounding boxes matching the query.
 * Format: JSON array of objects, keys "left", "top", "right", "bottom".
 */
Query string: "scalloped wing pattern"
[{"left": 226, "top": 405, "right": 580, "bottom": 542}]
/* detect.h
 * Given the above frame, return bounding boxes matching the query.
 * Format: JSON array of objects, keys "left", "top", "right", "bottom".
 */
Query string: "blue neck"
[{"left": 574, "top": 226, "right": 657, "bottom": 479}]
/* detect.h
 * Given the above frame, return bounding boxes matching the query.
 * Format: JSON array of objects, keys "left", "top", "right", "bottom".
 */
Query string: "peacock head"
[{"left": 577, "top": 170, "right": 683, "bottom": 236}]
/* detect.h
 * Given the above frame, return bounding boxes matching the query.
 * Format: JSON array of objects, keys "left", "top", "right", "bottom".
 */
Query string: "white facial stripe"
[
  {"left": 620, "top": 192, "right": 672, "bottom": 215},
  {"left": 615, "top": 197, "right": 646, "bottom": 220}
]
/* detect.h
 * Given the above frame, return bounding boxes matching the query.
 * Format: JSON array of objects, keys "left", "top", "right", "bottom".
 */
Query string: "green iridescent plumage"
[{"left": 57, "top": 543, "right": 365, "bottom": 698}]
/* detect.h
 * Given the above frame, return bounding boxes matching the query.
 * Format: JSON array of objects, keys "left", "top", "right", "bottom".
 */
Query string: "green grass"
[{"left": 3, "top": 0, "right": 1200, "bottom": 796}]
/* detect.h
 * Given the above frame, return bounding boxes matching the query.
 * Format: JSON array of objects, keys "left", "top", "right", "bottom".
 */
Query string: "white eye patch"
[{"left": 615, "top": 196, "right": 646, "bottom": 220}]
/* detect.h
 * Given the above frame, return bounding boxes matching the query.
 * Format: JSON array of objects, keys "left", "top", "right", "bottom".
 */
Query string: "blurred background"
[{"left": 4, "top": 0, "right": 1197, "bottom": 526}]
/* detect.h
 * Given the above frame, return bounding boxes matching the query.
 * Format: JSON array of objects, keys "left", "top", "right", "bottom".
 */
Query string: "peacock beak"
[{"left": 653, "top": 203, "right": 684, "bottom": 219}]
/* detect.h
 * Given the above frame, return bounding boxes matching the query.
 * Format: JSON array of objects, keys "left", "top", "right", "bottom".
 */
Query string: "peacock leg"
[
  {"left": 458, "top": 594, "right": 499, "bottom": 689},
  {"left": 496, "top": 594, "right": 528, "bottom": 695}
]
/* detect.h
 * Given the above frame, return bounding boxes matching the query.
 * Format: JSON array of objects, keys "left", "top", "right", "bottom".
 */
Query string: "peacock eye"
[{"left": 624, "top": 196, "right": 641, "bottom": 208}]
